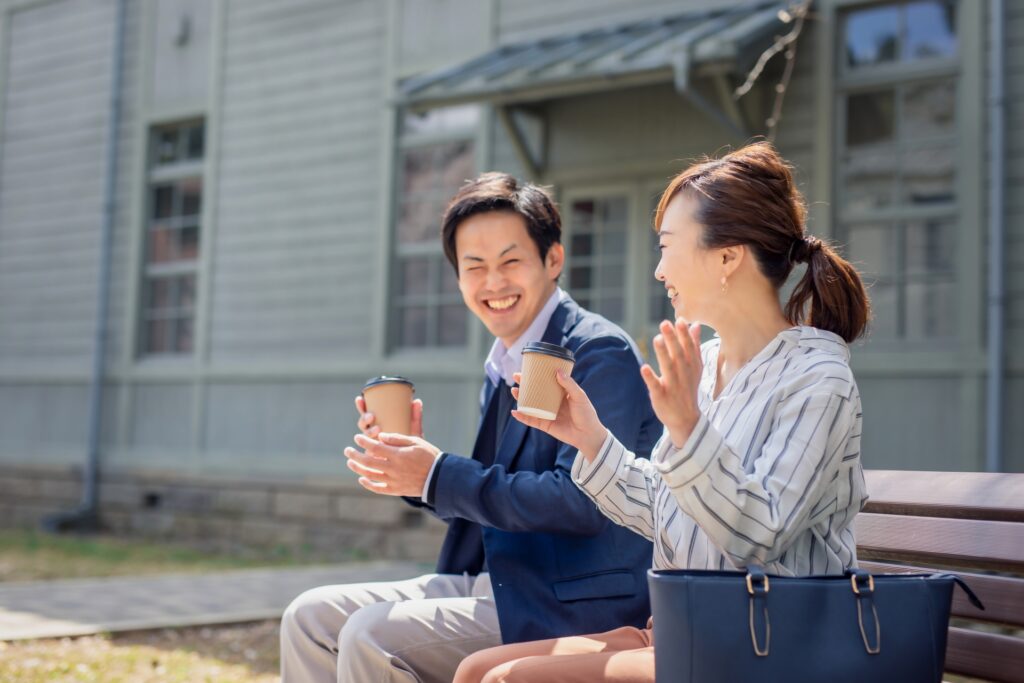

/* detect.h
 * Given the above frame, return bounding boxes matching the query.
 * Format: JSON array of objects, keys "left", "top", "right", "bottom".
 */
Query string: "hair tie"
[{"left": 788, "top": 235, "right": 822, "bottom": 264}]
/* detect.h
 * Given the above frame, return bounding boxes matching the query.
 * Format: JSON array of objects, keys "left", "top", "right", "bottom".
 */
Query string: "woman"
[{"left": 453, "top": 142, "right": 871, "bottom": 683}]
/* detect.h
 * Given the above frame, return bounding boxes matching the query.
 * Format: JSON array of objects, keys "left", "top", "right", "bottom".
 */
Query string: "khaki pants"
[
  {"left": 453, "top": 625, "right": 654, "bottom": 683},
  {"left": 280, "top": 572, "right": 500, "bottom": 683}
]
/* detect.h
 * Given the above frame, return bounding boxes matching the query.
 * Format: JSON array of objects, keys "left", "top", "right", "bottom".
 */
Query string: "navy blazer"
[{"left": 406, "top": 296, "right": 661, "bottom": 644}]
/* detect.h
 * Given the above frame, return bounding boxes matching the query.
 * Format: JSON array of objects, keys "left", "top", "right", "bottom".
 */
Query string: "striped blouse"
[{"left": 571, "top": 325, "right": 868, "bottom": 576}]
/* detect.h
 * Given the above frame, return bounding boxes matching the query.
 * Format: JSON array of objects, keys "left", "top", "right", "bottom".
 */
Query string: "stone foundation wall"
[{"left": 0, "top": 464, "right": 447, "bottom": 563}]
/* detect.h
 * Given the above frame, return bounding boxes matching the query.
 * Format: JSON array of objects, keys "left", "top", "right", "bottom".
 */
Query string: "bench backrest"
[{"left": 857, "top": 470, "right": 1024, "bottom": 683}]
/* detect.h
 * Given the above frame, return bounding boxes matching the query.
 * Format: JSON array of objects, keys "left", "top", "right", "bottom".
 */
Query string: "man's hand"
[
  {"left": 355, "top": 396, "right": 424, "bottom": 439},
  {"left": 510, "top": 370, "right": 609, "bottom": 462},
  {"left": 344, "top": 432, "right": 441, "bottom": 497}
]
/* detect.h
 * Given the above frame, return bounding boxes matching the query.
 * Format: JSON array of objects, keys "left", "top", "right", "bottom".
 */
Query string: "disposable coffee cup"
[
  {"left": 517, "top": 342, "right": 575, "bottom": 420},
  {"left": 362, "top": 376, "right": 415, "bottom": 435}
]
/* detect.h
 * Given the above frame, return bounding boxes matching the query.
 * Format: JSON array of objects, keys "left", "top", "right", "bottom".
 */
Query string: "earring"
[{"left": 721, "top": 276, "right": 728, "bottom": 294}]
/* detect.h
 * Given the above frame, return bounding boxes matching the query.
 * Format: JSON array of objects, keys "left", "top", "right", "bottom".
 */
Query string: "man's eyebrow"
[{"left": 462, "top": 243, "right": 519, "bottom": 261}]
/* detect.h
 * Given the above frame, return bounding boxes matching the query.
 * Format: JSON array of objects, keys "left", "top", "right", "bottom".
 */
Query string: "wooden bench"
[{"left": 856, "top": 470, "right": 1024, "bottom": 683}]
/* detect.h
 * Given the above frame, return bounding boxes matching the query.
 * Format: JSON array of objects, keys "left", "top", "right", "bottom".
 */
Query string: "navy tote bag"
[{"left": 648, "top": 565, "right": 982, "bottom": 683}]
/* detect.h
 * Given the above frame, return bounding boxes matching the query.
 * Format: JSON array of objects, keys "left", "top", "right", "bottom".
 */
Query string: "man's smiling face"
[{"left": 453, "top": 211, "right": 564, "bottom": 347}]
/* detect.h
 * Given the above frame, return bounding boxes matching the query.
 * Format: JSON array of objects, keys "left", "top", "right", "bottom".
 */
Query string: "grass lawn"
[
  {"left": 0, "top": 529, "right": 341, "bottom": 582},
  {"left": 0, "top": 621, "right": 281, "bottom": 683}
]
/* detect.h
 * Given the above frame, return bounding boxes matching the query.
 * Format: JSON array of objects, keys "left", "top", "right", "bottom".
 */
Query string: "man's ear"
[{"left": 546, "top": 243, "right": 565, "bottom": 280}]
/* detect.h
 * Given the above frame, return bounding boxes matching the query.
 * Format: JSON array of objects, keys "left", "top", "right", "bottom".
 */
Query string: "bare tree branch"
[{"left": 733, "top": 0, "right": 813, "bottom": 141}]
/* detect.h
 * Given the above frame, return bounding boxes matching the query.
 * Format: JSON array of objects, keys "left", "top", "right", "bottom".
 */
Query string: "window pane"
[
  {"left": 842, "top": 150, "right": 897, "bottom": 213},
  {"left": 400, "top": 104, "right": 481, "bottom": 137},
  {"left": 649, "top": 286, "right": 673, "bottom": 325},
  {"left": 147, "top": 227, "right": 199, "bottom": 263},
  {"left": 399, "top": 306, "right": 429, "bottom": 347},
  {"left": 440, "top": 262, "right": 460, "bottom": 294},
  {"left": 570, "top": 201, "right": 595, "bottom": 232},
  {"left": 181, "top": 178, "right": 202, "bottom": 217},
  {"left": 153, "top": 185, "right": 174, "bottom": 219},
  {"left": 186, "top": 123, "right": 205, "bottom": 159},
  {"left": 846, "top": 90, "right": 894, "bottom": 147},
  {"left": 396, "top": 198, "right": 439, "bottom": 244},
  {"left": 901, "top": 145, "right": 955, "bottom": 206},
  {"left": 177, "top": 274, "right": 196, "bottom": 310},
  {"left": 906, "top": 219, "right": 954, "bottom": 276},
  {"left": 596, "top": 295, "right": 624, "bottom": 324},
  {"left": 603, "top": 230, "right": 626, "bottom": 257},
  {"left": 571, "top": 233, "right": 593, "bottom": 257},
  {"left": 146, "top": 277, "right": 174, "bottom": 311},
  {"left": 401, "top": 147, "right": 439, "bottom": 196},
  {"left": 902, "top": 80, "right": 955, "bottom": 140},
  {"left": 438, "top": 304, "right": 467, "bottom": 347},
  {"left": 147, "top": 228, "right": 178, "bottom": 263},
  {"left": 144, "top": 319, "right": 171, "bottom": 353},
  {"left": 569, "top": 266, "right": 591, "bottom": 289},
  {"left": 844, "top": 5, "right": 900, "bottom": 69},
  {"left": 600, "top": 197, "right": 627, "bottom": 226},
  {"left": 845, "top": 223, "right": 898, "bottom": 279},
  {"left": 905, "top": 280, "right": 955, "bottom": 340},
  {"left": 905, "top": 1, "right": 956, "bottom": 62},
  {"left": 179, "top": 225, "right": 200, "bottom": 260},
  {"left": 398, "top": 140, "right": 474, "bottom": 245},
  {"left": 439, "top": 140, "right": 474, "bottom": 190},
  {"left": 399, "top": 257, "right": 431, "bottom": 296},
  {"left": 174, "top": 317, "right": 194, "bottom": 353},
  {"left": 597, "top": 262, "right": 624, "bottom": 288},
  {"left": 155, "top": 129, "right": 179, "bottom": 164}
]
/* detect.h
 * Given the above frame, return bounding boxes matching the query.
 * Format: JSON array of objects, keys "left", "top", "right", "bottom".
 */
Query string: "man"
[{"left": 280, "top": 173, "right": 660, "bottom": 683}]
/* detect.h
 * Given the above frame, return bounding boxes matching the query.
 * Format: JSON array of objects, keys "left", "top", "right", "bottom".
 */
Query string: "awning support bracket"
[
  {"left": 672, "top": 50, "right": 750, "bottom": 140},
  {"left": 498, "top": 105, "right": 545, "bottom": 180}
]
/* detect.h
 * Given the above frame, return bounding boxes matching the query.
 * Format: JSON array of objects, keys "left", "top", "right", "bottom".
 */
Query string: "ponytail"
[{"left": 784, "top": 236, "right": 870, "bottom": 343}]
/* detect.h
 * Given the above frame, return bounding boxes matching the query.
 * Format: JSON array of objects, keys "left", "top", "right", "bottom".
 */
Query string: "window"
[
  {"left": 392, "top": 105, "right": 479, "bottom": 349},
  {"left": 565, "top": 196, "right": 628, "bottom": 324},
  {"left": 140, "top": 120, "right": 204, "bottom": 355},
  {"left": 836, "top": 1, "right": 958, "bottom": 344}
]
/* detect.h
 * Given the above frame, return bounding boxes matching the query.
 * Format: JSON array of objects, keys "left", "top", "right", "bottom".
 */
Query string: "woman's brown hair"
[{"left": 655, "top": 142, "right": 870, "bottom": 343}]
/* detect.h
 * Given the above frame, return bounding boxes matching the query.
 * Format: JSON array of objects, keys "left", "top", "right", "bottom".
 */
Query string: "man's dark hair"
[{"left": 440, "top": 172, "right": 561, "bottom": 274}]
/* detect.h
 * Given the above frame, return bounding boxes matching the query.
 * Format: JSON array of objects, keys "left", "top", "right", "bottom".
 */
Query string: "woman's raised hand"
[
  {"left": 510, "top": 370, "right": 609, "bottom": 462},
  {"left": 641, "top": 318, "right": 703, "bottom": 448}
]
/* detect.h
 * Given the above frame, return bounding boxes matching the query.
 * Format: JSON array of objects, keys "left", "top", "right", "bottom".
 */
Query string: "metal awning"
[{"left": 398, "top": 1, "right": 792, "bottom": 111}]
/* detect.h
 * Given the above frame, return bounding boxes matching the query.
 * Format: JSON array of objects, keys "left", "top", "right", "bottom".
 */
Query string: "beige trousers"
[
  {"left": 280, "top": 572, "right": 500, "bottom": 683},
  {"left": 453, "top": 625, "right": 654, "bottom": 683}
]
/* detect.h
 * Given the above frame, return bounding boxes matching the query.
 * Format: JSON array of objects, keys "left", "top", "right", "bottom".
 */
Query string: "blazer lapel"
[{"left": 470, "top": 380, "right": 499, "bottom": 462}]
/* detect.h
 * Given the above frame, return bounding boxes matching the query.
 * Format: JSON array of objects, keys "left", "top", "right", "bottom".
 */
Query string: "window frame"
[
  {"left": 822, "top": 0, "right": 984, "bottom": 359},
  {"left": 138, "top": 119, "right": 206, "bottom": 358},
  {"left": 386, "top": 106, "right": 484, "bottom": 355}
]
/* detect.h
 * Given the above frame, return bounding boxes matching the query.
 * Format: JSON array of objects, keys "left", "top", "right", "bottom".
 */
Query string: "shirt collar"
[{"left": 485, "top": 288, "right": 565, "bottom": 387}]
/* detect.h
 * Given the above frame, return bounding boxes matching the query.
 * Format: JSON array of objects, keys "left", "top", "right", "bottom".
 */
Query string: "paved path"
[{"left": 0, "top": 561, "right": 424, "bottom": 640}]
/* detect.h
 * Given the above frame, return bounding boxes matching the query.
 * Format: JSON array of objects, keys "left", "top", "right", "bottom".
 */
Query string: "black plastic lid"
[
  {"left": 363, "top": 375, "right": 415, "bottom": 390},
  {"left": 522, "top": 341, "right": 575, "bottom": 363}
]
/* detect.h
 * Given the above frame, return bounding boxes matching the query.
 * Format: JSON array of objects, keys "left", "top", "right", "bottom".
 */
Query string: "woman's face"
[{"left": 654, "top": 192, "right": 722, "bottom": 322}]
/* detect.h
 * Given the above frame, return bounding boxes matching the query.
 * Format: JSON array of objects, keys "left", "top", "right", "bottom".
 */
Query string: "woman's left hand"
[{"left": 642, "top": 318, "right": 704, "bottom": 448}]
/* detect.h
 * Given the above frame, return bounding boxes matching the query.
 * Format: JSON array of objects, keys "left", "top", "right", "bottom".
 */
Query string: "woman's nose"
[{"left": 654, "top": 260, "right": 666, "bottom": 282}]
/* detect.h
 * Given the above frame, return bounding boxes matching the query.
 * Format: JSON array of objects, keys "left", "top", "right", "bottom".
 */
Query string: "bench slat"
[
  {"left": 859, "top": 561, "right": 1024, "bottom": 627},
  {"left": 946, "top": 627, "right": 1024, "bottom": 683},
  {"left": 855, "top": 513, "right": 1024, "bottom": 573},
  {"left": 863, "top": 471, "right": 1024, "bottom": 522}
]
